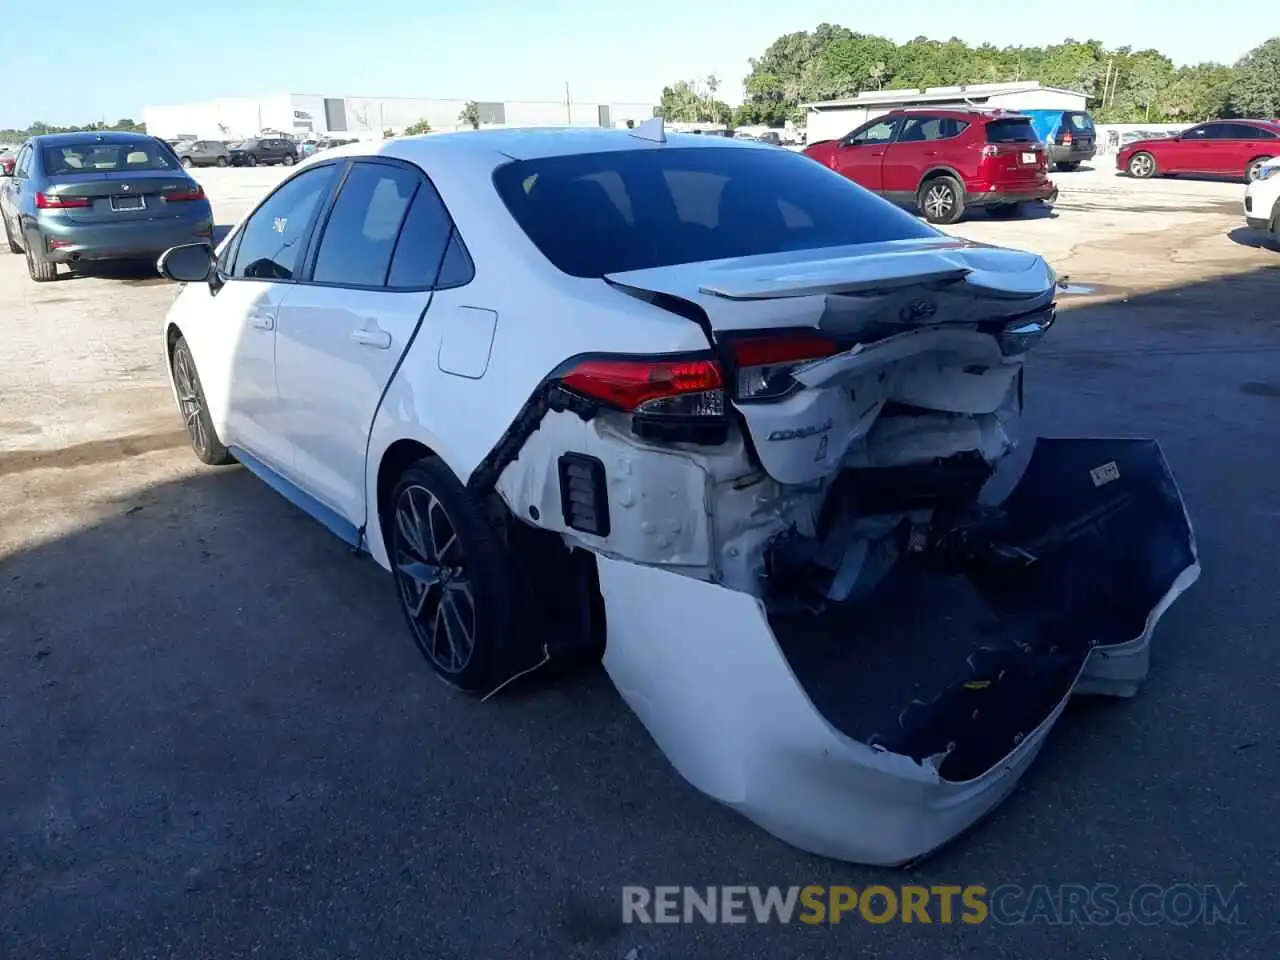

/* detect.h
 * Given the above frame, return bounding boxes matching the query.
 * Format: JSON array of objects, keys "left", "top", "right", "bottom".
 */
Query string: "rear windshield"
[
  {"left": 41, "top": 140, "right": 177, "bottom": 174},
  {"left": 984, "top": 118, "right": 1039, "bottom": 143},
  {"left": 492, "top": 145, "right": 937, "bottom": 278},
  {"left": 1064, "top": 112, "right": 1095, "bottom": 131}
]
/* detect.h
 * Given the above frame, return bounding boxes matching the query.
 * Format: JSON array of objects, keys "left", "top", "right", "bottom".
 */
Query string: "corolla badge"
[
  {"left": 899, "top": 298, "right": 937, "bottom": 322},
  {"left": 768, "top": 418, "right": 833, "bottom": 442},
  {"left": 121, "top": 184, "right": 131, "bottom": 191}
]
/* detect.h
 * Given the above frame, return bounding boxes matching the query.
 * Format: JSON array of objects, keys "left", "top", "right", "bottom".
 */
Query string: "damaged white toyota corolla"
[{"left": 157, "top": 120, "right": 1199, "bottom": 866}]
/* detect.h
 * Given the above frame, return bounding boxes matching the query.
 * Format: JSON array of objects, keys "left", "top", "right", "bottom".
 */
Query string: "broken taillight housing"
[
  {"left": 998, "top": 308, "right": 1056, "bottom": 356},
  {"left": 729, "top": 332, "right": 841, "bottom": 401},
  {"left": 558, "top": 355, "right": 727, "bottom": 445}
]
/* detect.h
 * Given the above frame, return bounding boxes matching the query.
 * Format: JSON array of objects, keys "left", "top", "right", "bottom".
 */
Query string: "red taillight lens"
[
  {"left": 164, "top": 185, "right": 205, "bottom": 202},
  {"left": 1063, "top": 132, "right": 1073, "bottom": 145},
  {"left": 728, "top": 332, "right": 840, "bottom": 401},
  {"left": 34, "top": 192, "right": 91, "bottom": 209},
  {"left": 560, "top": 357, "right": 725, "bottom": 417}
]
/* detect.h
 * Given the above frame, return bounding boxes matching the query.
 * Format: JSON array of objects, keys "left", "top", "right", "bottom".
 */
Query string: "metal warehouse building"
[
  {"left": 803, "top": 81, "right": 1088, "bottom": 144},
  {"left": 143, "top": 92, "right": 659, "bottom": 141}
]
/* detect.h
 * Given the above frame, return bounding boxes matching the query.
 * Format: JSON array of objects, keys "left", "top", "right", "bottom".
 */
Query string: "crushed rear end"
[{"left": 494, "top": 237, "right": 1199, "bottom": 865}]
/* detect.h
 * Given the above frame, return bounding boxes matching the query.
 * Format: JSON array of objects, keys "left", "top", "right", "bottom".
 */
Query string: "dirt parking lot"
[{"left": 2, "top": 160, "right": 1278, "bottom": 959}]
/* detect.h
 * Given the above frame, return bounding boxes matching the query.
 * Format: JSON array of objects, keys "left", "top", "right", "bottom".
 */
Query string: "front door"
[
  {"left": 273, "top": 159, "right": 459, "bottom": 526},
  {"left": 1167, "top": 124, "right": 1214, "bottom": 173},
  {"left": 834, "top": 117, "right": 899, "bottom": 193},
  {"left": 209, "top": 161, "right": 341, "bottom": 469}
]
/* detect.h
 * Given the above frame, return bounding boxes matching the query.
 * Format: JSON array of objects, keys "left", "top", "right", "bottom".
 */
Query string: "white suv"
[
  {"left": 1244, "top": 156, "right": 1280, "bottom": 240},
  {"left": 156, "top": 122, "right": 1198, "bottom": 866}
]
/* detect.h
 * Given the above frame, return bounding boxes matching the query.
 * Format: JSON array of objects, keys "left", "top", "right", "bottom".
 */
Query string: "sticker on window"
[
  {"left": 273, "top": 217, "right": 287, "bottom": 234},
  {"left": 1090, "top": 461, "right": 1120, "bottom": 487}
]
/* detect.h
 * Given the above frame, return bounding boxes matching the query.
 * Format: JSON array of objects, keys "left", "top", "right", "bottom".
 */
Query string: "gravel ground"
[{"left": 1, "top": 158, "right": 1277, "bottom": 959}]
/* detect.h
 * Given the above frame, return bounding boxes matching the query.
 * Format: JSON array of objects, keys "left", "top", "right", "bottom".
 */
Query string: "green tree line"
[
  {"left": 661, "top": 30, "right": 1280, "bottom": 127},
  {"left": 0, "top": 118, "right": 146, "bottom": 143}
]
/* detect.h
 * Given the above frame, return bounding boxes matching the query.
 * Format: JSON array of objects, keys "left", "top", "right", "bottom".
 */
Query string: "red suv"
[
  {"left": 804, "top": 109, "right": 1056, "bottom": 224},
  {"left": 1117, "top": 120, "right": 1280, "bottom": 183}
]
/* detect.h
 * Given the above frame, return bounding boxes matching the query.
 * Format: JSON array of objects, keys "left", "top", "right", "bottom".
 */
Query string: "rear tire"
[
  {"left": 1127, "top": 151, "right": 1157, "bottom": 179},
  {"left": 987, "top": 203, "right": 1025, "bottom": 219},
  {"left": 917, "top": 175, "right": 965, "bottom": 225},
  {"left": 25, "top": 242, "right": 57, "bottom": 282},
  {"left": 215, "top": 156, "right": 228, "bottom": 167},
  {"left": 170, "top": 335, "right": 233, "bottom": 466},
  {"left": 1246, "top": 157, "right": 1273, "bottom": 183},
  {"left": 387, "top": 456, "right": 520, "bottom": 694},
  {"left": 180, "top": 157, "right": 193, "bottom": 168},
  {"left": 1055, "top": 161, "right": 1079, "bottom": 172}
]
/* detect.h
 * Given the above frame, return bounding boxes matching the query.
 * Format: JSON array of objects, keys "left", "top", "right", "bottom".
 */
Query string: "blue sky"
[{"left": 0, "top": 0, "right": 1251, "bottom": 128}]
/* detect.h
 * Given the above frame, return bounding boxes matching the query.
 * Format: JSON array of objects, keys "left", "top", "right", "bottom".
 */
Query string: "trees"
[
  {"left": 729, "top": 28, "right": 1277, "bottom": 127},
  {"left": 458, "top": 101, "right": 481, "bottom": 130},
  {"left": 658, "top": 77, "right": 732, "bottom": 124},
  {"left": 1, "top": 118, "right": 146, "bottom": 141},
  {"left": 402, "top": 119, "right": 432, "bottom": 136}
]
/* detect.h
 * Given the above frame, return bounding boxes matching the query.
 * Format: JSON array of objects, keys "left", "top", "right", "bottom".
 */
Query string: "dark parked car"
[
  {"left": 175, "top": 139, "right": 230, "bottom": 168},
  {"left": 1019, "top": 109, "right": 1097, "bottom": 171},
  {"left": 228, "top": 137, "right": 298, "bottom": 167},
  {"left": 1118, "top": 120, "right": 1280, "bottom": 182},
  {"left": 0, "top": 131, "right": 213, "bottom": 282}
]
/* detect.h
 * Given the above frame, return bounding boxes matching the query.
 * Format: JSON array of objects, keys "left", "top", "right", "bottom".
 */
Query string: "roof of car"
[
  {"left": 372, "top": 126, "right": 770, "bottom": 163},
  {"left": 29, "top": 130, "right": 158, "bottom": 146},
  {"left": 883, "top": 107, "right": 1026, "bottom": 121}
]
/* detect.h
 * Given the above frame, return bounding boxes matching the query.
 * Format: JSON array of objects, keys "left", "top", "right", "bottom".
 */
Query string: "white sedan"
[
  {"left": 157, "top": 121, "right": 1198, "bottom": 866},
  {"left": 1244, "top": 156, "right": 1280, "bottom": 240}
]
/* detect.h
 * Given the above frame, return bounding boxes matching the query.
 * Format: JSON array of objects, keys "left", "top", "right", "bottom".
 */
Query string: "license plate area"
[
  {"left": 1020, "top": 152, "right": 1037, "bottom": 165},
  {"left": 110, "top": 194, "right": 145, "bottom": 212}
]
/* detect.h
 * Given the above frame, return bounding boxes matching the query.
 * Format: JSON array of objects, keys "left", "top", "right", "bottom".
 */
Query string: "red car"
[
  {"left": 0, "top": 154, "right": 14, "bottom": 177},
  {"left": 1118, "top": 120, "right": 1280, "bottom": 183},
  {"left": 803, "top": 108, "right": 1056, "bottom": 225}
]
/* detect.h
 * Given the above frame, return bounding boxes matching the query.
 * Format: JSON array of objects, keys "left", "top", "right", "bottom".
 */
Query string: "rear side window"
[
  {"left": 492, "top": 146, "right": 936, "bottom": 278},
  {"left": 898, "top": 116, "right": 969, "bottom": 142},
  {"left": 312, "top": 162, "right": 418, "bottom": 287},
  {"left": 1064, "top": 112, "right": 1094, "bottom": 132},
  {"left": 984, "top": 118, "right": 1039, "bottom": 143},
  {"left": 386, "top": 177, "right": 472, "bottom": 289},
  {"left": 41, "top": 140, "right": 177, "bottom": 174}
]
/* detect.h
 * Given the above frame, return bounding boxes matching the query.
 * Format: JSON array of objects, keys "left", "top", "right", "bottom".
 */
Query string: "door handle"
[
  {"left": 923, "top": 150, "right": 939, "bottom": 156},
  {"left": 350, "top": 327, "right": 391, "bottom": 349},
  {"left": 250, "top": 313, "right": 275, "bottom": 330},
  {"left": 870, "top": 150, "right": 885, "bottom": 156}
]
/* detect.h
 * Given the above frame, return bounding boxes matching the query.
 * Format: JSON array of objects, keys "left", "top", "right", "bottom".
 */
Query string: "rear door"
[
  {"left": 1217, "top": 122, "right": 1278, "bottom": 175},
  {"left": 832, "top": 117, "right": 899, "bottom": 192},
  {"left": 272, "top": 158, "right": 465, "bottom": 525}
]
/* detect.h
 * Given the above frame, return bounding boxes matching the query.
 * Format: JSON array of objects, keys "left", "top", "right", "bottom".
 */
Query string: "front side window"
[
  {"left": 41, "top": 140, "right": 177, "bottom": 174},
  {"left": 849, "top": 119, "right": 898, "bottom": 145},
  {"left": 1181, "top": 126, "right": 1211, "bottom": 140},
  {"left": 229, "top": 164, "right": 338, "bottom": 281},
  {"left": 311, "top": 162, "right": 419, "bottom": 287},
  {"left": 493, "top": 145, "right": 937, "bottom": 279}
]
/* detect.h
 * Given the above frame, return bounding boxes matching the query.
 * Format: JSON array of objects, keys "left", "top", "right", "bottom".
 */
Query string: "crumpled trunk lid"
[{"left": 606, "top": 238, "right": 1057, "bottom": 485}]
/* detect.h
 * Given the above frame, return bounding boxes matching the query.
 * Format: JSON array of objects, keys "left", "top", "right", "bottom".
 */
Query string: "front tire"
[
  {"left": 281, "top": 153, "right": 296, "bottom": 166},
  {"left": 1127, "top": 151, "right": 1157, "bottom": 178},
  {"left": 215, "top": 156, "right": 228, "bottom": 167},
  {"left": 388, "top": 457, "right": 519, "bottom": 694},
  {"left": 246, "top": 154, "right": 258, "bottom": 167},
  {"left": 170, "top": 335, "right": 233, "bottom": 466},
  {"left": 1246, "top": 157, "right": 1273, "bottom": 183},
  {"left": 918, "top": 176, "right": 965, "bottom": 225},
  {"left": 180, "top": 157, "right": 193, "bottom": 168}
]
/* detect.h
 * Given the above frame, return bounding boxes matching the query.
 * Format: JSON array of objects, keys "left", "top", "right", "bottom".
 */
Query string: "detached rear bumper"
[
  {"left": 36, "top": 207, "right": 214, "bottom": 263},
  {"left": 596, "top": 437, "right": 1199, "bottom": 866}
]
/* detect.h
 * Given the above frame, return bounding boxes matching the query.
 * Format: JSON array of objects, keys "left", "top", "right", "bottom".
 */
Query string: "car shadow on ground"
[
  {"left": 1227, "top": 225, "right": 1278, "bottom": 251},
  {"left": 2, "top": 267, "right": 1279, "bottom": 957}
]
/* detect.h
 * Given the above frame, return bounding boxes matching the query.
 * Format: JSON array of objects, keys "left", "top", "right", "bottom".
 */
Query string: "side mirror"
[{"left": 157, "top": 243, "right": 215, "bottom": 283}]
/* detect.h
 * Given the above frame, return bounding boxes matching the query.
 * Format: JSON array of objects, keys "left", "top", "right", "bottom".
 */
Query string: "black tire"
[
  {"left": 170, "top": 335, "right": 233, "bottom": 466},
  {"left": 387, "top": 456, "right": 519, "bottom": 694},
  {"left": 246, "top": 154, "right": 258, "bottom": 167},
  {"left": 987, "top": 202, "right": 1025, "bottom": 219},
  {"left": 281, "top": 153, "right": 296, "bottom": 166},
  {"left": 1055, "top": 161, "right": 1080, "bottom": 172},
  {"left": 215, "top": 156, "right": 228, "bottom": 167},
  {"left": 917, "top": 175, "right": 965, "bottom": 225},
  {"left": 25, "top": 241, "right": 57, "bottom": 282},
  {"left": 3, "top": 215, "right": 21, "bottom": 254},
  {"left": 180, "top": 157, "right": 193, "bottom": 168},
  {"left": 1246, "top": 157, "right": 1273, "bottom": 183},
  {"left": 1127, "top": 151, "right": 1157, "bottom": 179}
]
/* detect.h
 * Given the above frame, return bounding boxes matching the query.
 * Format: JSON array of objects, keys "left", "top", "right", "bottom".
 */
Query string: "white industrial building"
[
  {"left": 143, "top": 92, "right": 660, "bottom": 141},
  {"left": 803, "top": 82, "right": 1089, "bottom": 144}
]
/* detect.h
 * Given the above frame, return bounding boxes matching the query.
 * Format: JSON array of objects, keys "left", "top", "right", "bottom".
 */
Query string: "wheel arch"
[
  {"left": 917, "top": 165, "right": 965, "bottom": 192},
  {"left": 365, "top": 427, "right": 470, "bottom": 570},
  {"left": 1247, "top": 154, "right": 1275, "bottom": 178}
]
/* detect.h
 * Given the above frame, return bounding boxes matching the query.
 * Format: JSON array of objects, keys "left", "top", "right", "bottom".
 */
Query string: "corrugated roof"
[{"left": 802, "top": 81, "right": 1087, "bottom": 110}]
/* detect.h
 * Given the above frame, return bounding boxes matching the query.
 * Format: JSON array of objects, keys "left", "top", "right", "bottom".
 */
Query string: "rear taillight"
[
  {"left": 1063, "top": 131, "right": 1073, "bottom": 145},
  {"left": 34, "top": 192, "right": 91, "bottom": 209},
  {"left": 728, "top": 332, "right": 840, "bottom": 401},
  {"left": 164, "top": 185, "right": 205, "bottom": 202},
  {"left": 560, "top": 357, "right": 725, "bottom": 417},
  {"left": 981, "top": 145, "right": 1000, "bottom": 158}
]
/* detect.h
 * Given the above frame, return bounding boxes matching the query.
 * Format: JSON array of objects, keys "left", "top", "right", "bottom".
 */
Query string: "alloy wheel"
[
  {"left": 392, "top": 484, "right": 477, "bottom": 676},
  {"left": 1247, "top": 159, "right": 1268, "bottom": 182},
  {"left": 1129, "top": 153, "right": 1154, "bottom": 177},
  {"left": 172, "top": 345, "right": 209, "bottom": 458},
  {"left": 924, "top": 183, "right": 954, "bottom": 219}
]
